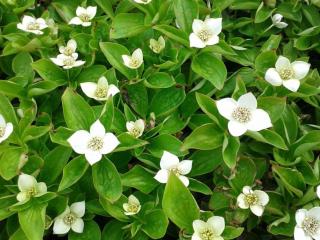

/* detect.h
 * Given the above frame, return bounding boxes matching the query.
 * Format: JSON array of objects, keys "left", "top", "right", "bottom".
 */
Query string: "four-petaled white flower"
[
  {"left": 237, "top": 186, "right": 269, "bottom": 217},
  {"left": 294, "top": 207, "right": 320, "bottom": 240},
  {"left": 271, "top": 14, "right": 288, "bottom": 29},
  {"left": 126, "top": 119, "right": 145, "bottom": 138},
  {"left": 154, "top": 151, "right": 192, "bottom": 187},
  {"left": 53, "top": 201, "right": 85, "bottom": 234},
  {"left": 67, "top": 120, "right": 120, "bottom": 165},
  {"left": 192, "top": 216, "right": 225, "bottom": 240},
  {"left": 216, "top": 92, "right": 272, "bottom": 137},
  {"left": 59, "top": 39, "right": 77, "bottom": 57},
  {"left": 123, "top": 195, "right": 141, "bottom": 216},
  {"left": 265, "top": 56, "right": 311, "bottom": 92},
  {"left": 122, "top": 48, "right": 143, "bottom": 69},
  {"left": 16, "top": 174, "right": 47, "bottom": 203},
  {"left": 149, "top": 36, "right": 165, "bottom": 54},
  {"left": 50, "top": 53, "right": 85, "bottom": 69},
  {"left": 17, "top": 15, "right": 48, "bottom": 35},
  {"left": 134, "top": 0, "right": 152, "bottom": 4},
  {"left": 69, "top": 6, "right": 97, "bottom": 27},
  {"left": 189, "top": 18, "right": 222, "bottom": 48},
  {"left": 80, "top": 76, "right": 120, "bottom": 101},
  {"left": 0, "top": 114, "right": 13, "bottom": 144}
]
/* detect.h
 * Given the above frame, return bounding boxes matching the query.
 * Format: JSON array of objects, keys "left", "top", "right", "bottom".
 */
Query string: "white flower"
[
  {"left": 294, "top": 207, "right": 320, "bottom": 240},
  {"left": 316, "top": 185, "right": 320, "bottom": 199},
  {"left": 67, "top": 120, "right": 120, "bottom": 165},
  {"left": 53, "top": 201, "right": 85, "bottom": 234},
  {"left": 271, "top": 14, "right": 288, "bottom": 29},
  {"left": 192, "top": 216, "right": 225, "bottom": 240},
  {"left": 69, "top": 6, "right": 97, "bottom": 27},
  {"left": 149, "top": 36, "right": 165, "bottom": 54},
  {"left": 59, "top": 39, "right": 77, "bottom": 57},
  {"left": 126, "top": 119, "right": 144, "bottom": 138},
  {"left": 189, "top": 18, "right": 222, "bottom": 48},
  {"left": 134, "top": 0, "right": 152, "bottom": 4},
  {"left": 80, "top": 76, "right": 120, "bottom": 101},
  {"left": 154, "top": 151, "right": 192, "bottom": 187},
  {"left": 17, "top": 15, "right": 48, "bottom": 35},
  {"left": 16, "top": 174, "right": 47, "bottom": 203},
  {"left": 216, "top": 92, "right": 272, "bottom": 137},
  {"left": 237, "top": 186, "right": 269, "bottom": 217},
  {"left": 50, "top": 53, "right": 85, "bottom": 69},
  {"left": 265, "top": 56, "right": 311, "bottom": 92},
  {"left": 0, "top": 114, "right": 13, "bottom": 144},
  {"left": 122, "top": 48, "right": 143, "bottom": 69},
  {"left": 123, "top": 195, "right": 141, "bottom": 215}
]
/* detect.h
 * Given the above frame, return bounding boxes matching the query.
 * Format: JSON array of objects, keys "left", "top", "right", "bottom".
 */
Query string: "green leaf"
[
  {"left": 257, "top": 96, "right": 286, "bottom": 122},
  {"left": 181, "top": 123, "right": 224, "bottom": 151},
  {"left": 142, "top": 209, "right": 169, "bottom": 239},
  {"left": 0, "top": 147, "right": 25, "bottom": 180},
  {"left": 153, "top": 25, "right": 189, "bottom": 47},
  {"left": 31, "top": 59, "right": 67, "bottom": 84},
  {"left": 58, "top": 156, "right": 89, "bottom": 191},
  {"left": 94, "top": 0, "right": 114, "bottom": 18},
  {"left": 121, "top": 165, "right": 158, "bottom": 194},
  {"left": 69, "top": 220, "right": 101, "bottom": 240},
  {"left": 192, "top": 52, "right": 227, "bottom": 90},
  {"left": 222, "top": 226, "right": 244, "bottom": 239},
  {"left": 18, "top": 203, "right": 47, "bottom": 240},
  {"left": 0, "top": 80, "right": 27, "bottom": 98},
  {"left": 145, "top": 72, "right": 175, "bottom": 89},
  {"left": 115, "top": 133, "right": 148, "bottom": 152},
  {"left": 173, "top": 0, "right": 199, "bottom": 33},
  {"left": 246, "top": 129, "right": 288, "bottom": 150},
  {"left": 92, "top": 158, "right": 122, "bottom": 202},
  {"left": 62, "top": 87, "right": 96, "bottom": 130},
  {"left": 188, "top": 178, "right": 212, "bottom": 195},
  {"left": 126, "top": 82, "right": 148, "bottom": 118},
  {"left": 110, "top": 13, "right": 148, "bottom": 39},
  {"left": 222, "top": 135, "right": 240, "bottom": 168},
  {"left": 100, "top": 42, "right": 137, "bottom": 79},
  {"left": 255, "top": 50, "right": 277, "bottom": 73},
  {"left": 99, "top": 195, "right": 129, "bottom": 222},
  {"left": 162, "top": 173, "right": 200, "bottom": 233},
  {"left": 291, "top": 130, "right": 320, "bottom": 156},
  {"left": 195, "top": 92, "right": 223, "bottom": 125}
]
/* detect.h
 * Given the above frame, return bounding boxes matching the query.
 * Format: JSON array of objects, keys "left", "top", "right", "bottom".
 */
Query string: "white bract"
[
  {"left": 0, "top": 114, "right": 13, "bottom": 144},
  {"left": 122, "top": 48, "right": 143, "bottom": 69},
  {"left": 67, "top": 120, "right": 120, "bottom": 165},
  {"left": 80, "top": 76, "right": 120, "bottom": 101},
  {"left": 126, "top": 119, "right": 145, "bottom": 138},
  {"left": 216, "top": 92, "right": 272, "bottom": 137},
  {"left": 123, "top": 195, "right": 141, "bottom": 215},
  {"left": 69, "top": 6, "right": 97, "bottom": 27},
  {"left": 17, "top": 15, "right": 48, "bottom": 35},
  {"left": 294, "top": 207, "right": 320, "bottom": 240},
  {"left": 265, "top": 56, "right": 311, "bottom": 92},
  {"left": 271, "top": 14, "right": 288, "bottom": 29},
  {"left": 149, "top": 36, "right": 165, "bottom": 54},
  {"left": 189, "top": 18, "right": 222, "bottom": 48},
  {"left": 317, "top": 185, "right": 320, "bottom": 199},
  {"left": 237, "top": 186, "right": 269, "bottom": 217},
  {"left": 53, "top": 201, "right": 85, "bottom": 234},
  {"left": 16, "top": 174, "right": 47, "bottom": 203},
  {"left": 134, "top": 0, "right": 152, "bottom": 4},
  {"left": 59, "top": 39, "right": 77, "bottom": 56},
  {"left": 50, "top": 53, "right": 85, "bottom": 69},
  {"left": 154, "top": 151, "right": 192, "bottom": 187},
  {"left": 192, "top": 216, "right": 225, "bottom": 240}
]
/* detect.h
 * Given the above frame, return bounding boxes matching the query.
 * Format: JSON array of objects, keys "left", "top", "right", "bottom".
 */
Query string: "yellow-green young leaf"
[
  {"left": 181, "top": 123, "right": 224, "bottom": 151},
  {"left": 92, "top": 157, "right": 122, "bottom": 202},
  {"left": 162, "top": 173, "right": 200, "bottom": 233},
  {"left": 62, "top": 87, "right": 96, "bottom": 130},
  {"left": 173, "top": 0, "right": 199, "bottom": 34},
  {"left": 142, "top": 209, "right": 169, "bottom": 239},
  {"left": 191, "top": 52, "right": 227, "bottom": 90},
  {"left": 58, "top": 156, "right": 89, "bottom": 191},
  {"left": 18, "top": 203, "right": 47, "bottom": 240}
]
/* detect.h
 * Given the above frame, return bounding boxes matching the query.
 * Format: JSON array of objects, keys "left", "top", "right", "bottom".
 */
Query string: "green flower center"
[
  {"left": 127, "top": 203, "right": 139, "bottom": 214},
  {"left": 63, "top": 47, "right": 74, "bottom": 56},
  {"left": 279, "top": 68, "right": 294, "bottom": 80},
  {"left": 130, "top": 127, "right": 141, "bottom": 137},
  {"left": 95, "top": 86, "right": 108, "bottom": 98},
  {"left": 0, "top": 126, "right": 5, "bottom": 137},
  {"left": 232, "top": 107, "right": 251, "bottom": 123},
  {"left": 198, "top": 29, "right": 212, "bottom": 42},
  {"left": 302, "top": 217, "right": 320, "bottom": 236},
  {"left": 87, "top": 136, "right": 104, "bottom": 151},
  {"left": 245, "top": 194, "right": 258, "bottom": 205},
  {"left": 63, "top": 57, "right": 75, "bottom": 66},
  {"left": 26, "top": 187, "right": 37, "bottom": 198},
  {"left": 27, "top": 22, "right": 40, "bottom": 30},
  {"left": 63, "top": 213, "right": 76, "bottom": 225},
  {"left": 150, "top": 43, "right": 162, "bottom": 53},
  {"left": 130, "top": 58, "right": 140, "bottom": 68},
  {"left": 200, "top": 229, "right": 215, "bottom": 240},
  {"left": 79, "top": 14, "right": 90, "bottom": 22}
]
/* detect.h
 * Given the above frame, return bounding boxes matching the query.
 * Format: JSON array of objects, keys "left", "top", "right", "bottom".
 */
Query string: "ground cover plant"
[{"left": 0, "top": 0, "right": 320, "bottom": 239}]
